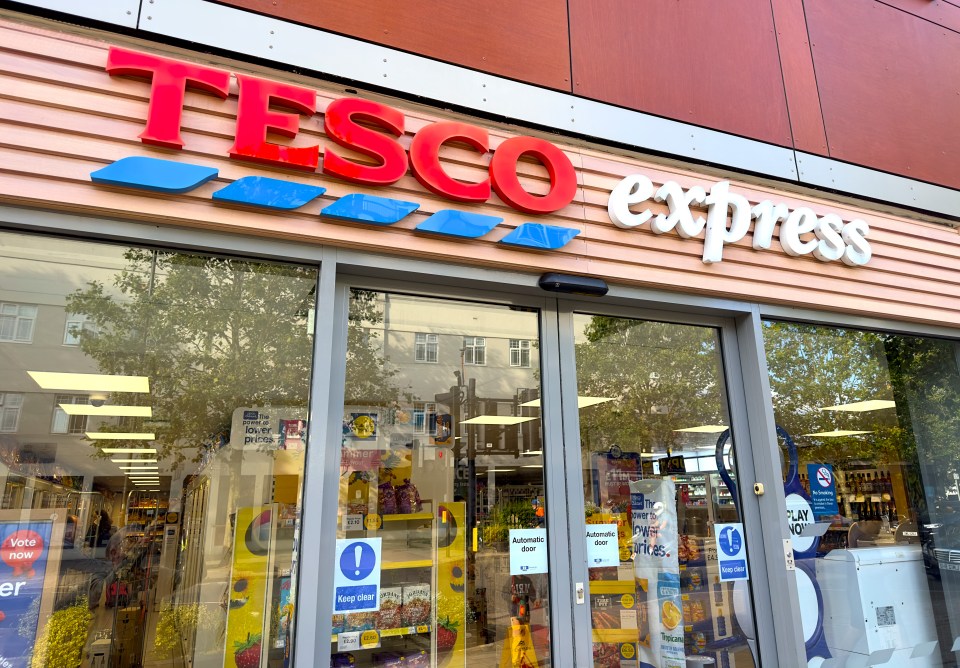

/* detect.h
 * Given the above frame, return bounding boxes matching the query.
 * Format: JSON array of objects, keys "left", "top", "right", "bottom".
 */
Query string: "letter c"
[
  {"left": 490, "top": 136, "right": 578, "bottom": 214},
  {"left": 409, "top": 121, "right": 490, "bottom": 202}
]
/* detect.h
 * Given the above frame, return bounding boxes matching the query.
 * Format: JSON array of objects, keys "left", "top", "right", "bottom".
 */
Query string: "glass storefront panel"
[
  {"left": 331, "top": 290, "right": 551, "bottom": 667},
  {"left": 0, "top": 231, "right": 317, "bottom": 667},
  {"left": 572, "top": 314, "right": 758, "bottom": 668},
  {"left": 764, "top": 321, "right": 960, "bottom": 667}
]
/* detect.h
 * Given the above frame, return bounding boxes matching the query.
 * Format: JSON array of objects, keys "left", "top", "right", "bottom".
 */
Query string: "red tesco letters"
[{"left": 106, "top": 46, "right": 576, "bottom": 214}]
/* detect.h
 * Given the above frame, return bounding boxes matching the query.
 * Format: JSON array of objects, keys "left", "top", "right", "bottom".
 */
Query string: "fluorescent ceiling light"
[
  {"left": 60, "top": 404, "right": 152, "bottom": 417},
  {"left": 803, "top": 430, "right": 874, "bottom": 437},
  {"left": 461, "top": 416, "right": 536, "bottom": 425},
  {"left": 28, "top": 372, "right": 149, "bottom": 393},
  {"left": 146, "top": 490, "right": 161, "bottom": 492},
  {"left": 101, "top": 448, "right": 157, "bottom": 454},
  {"left": 519, "top": 396, "right": 616, "bottom": 409},
  {"left": 119, "top": 466, "right": 158, "bottom": 470},
  {"left": 642, "top": 453, "right": 665, "bottom": 458},
  {"left": 522, "top": 450, "right": 543, "bottom": 456},
  {"left": 673, "top": 425, "right": 729, "bottom": 433},
  {"left": 484, "top": 468, "right": 515, "bottom": 473},
  {"left": 111, "top": 459, "right": 158, "bottom": 463},
  {"left": 820, "top": 400, "right": 896, "bottom": 412},
  {"left": 86, "top": 432, "right": 155, "bottom": 440},
  {"left": 521, "top": 464, "right": 543, "bottom": 468}
]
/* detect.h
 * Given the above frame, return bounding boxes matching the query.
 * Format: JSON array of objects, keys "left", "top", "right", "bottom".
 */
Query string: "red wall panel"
[
  {"left": 806, "top": 0, "right": 960, "bottom": 190},
  {"left": 769, "top": 0, "right": 828, "bottom": 154},
  {"left": 215, "top": 0, "right": 572, "bottom": 91},
  {"left": 567, "top": 0, "right": 792, "bottom": 146}
]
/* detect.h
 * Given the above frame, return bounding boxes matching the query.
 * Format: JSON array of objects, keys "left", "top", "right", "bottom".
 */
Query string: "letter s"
[
  {"left": 841, "top": 219, "right": 872, "bottom": 266},
  {"left": 323, "top": 98, "right": 407, "bottom": 185},
  {"left": 813, "top": 213, "right": 845, "bottom": 262}
]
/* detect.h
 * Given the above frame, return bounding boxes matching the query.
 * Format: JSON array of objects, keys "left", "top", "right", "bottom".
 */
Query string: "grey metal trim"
[
  {"left": 735, "top": 307, "right": 807, "bottom": 667},
  {"left": 137, "top": 0, "right": 796, "bottom": 182},
  {"left": 539, "top": 299, "right": 577, "bottom": 668},
  {"left": 294, "top": 248, "right": 341, "bottom": 668},
  {"left": 717, "top": 318, "right": 779, "bottom": 667},
  {"left": 759, "top": 303, "right": 960, "bottom": 340},
  {"left": 555, "top": 304, "right": 594, "bottom": 668},
  {"left": 797, "top": 152, "right": 960, "bottom": 222},
  {"left": 9, "top": 0, "right": 139, "bottom": 27}
]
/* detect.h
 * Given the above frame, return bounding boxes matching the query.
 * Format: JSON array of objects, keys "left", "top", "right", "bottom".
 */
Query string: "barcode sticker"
[{"left": 876, "top": 605, "right": 896, "bottom": 627}]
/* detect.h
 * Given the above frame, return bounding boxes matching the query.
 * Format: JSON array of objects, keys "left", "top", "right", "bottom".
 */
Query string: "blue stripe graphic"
[
  {"left": 90, "top": 156, "right": 218, "bottom": 194},
  {"left": 499, "top": 223, "right": 580, "bottom": 250},
  {"left": 321, "top": 193, "right": 419, "bottom": 225},
  {"left": 90, "top": 158, "right": 580, "bottom": 251},
  {"left": 212, "top": 176, "right": 325, "bottom": 210},
  {"left": 415, "top": 210, "right": 502, "bottom": 238}
]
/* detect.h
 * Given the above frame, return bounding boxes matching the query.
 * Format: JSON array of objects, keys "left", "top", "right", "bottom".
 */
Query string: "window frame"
[
  {"left": 0, "top": 302, "right": 38, "bottom": 343},
  {"left": 510, "top": 338, "right": 531, "bottom": 367},
  {"left": 0, "top": 393, "right": 23, "bottom": 432},
  {"left": 463, "top": 335, "right": 486, "bottom": 366},
  {"left": 414, "top": 332, "right": 439, "bottom": 363}
]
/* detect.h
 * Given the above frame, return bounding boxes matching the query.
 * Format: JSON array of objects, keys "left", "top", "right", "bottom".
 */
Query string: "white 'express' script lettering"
[{"left": 608, "top": 175, "right": 871, "bottom": 266}]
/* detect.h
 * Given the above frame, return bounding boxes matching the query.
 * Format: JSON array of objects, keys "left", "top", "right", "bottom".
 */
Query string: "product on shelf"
[
  {"left": 330, "top": 652, "right": 355, "bottom": 667},
  {"left": 377, "top": 587, "right": 403, "bottom": 628},
  {"left": 396, "top": 479, "right": 422, "bottom": 514},
  {"left": 378, "top": 482, "right": 397, "bottom": 515},
  {"left": 331, "top": 613, "right": 346, "bottom": 635},
  {"left": 346, "top": 611, "right": 376, "bottom": 632},
  {"left": 401, "top": 583, "right": 431, "bottom": 625},
  {"left": 403, "top": 650, "right": 429, "bottom": 667},
  {"left": 372, "top": 652, "right": 404, "bottom": 667}
]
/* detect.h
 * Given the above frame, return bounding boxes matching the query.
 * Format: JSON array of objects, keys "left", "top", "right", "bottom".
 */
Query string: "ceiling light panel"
[
  {"left": 61, "top": 404, "right": 152, "bottom": 417},
  {"left": 28, "top": 372, "right": 150, "bottom": 393}
]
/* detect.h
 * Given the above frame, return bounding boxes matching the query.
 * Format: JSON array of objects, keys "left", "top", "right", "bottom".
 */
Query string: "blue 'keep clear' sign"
[
  {"left": 333, "top": 538, "right": 382, "bottom": 612},
  {"left": 715, "top": 523, "right": 749, "bottom": 582},
  {"left": 807, "top": 463, "right": 840, "bottom": 516}
]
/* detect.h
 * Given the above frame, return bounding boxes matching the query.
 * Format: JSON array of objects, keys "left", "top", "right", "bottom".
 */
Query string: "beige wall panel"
[{"left": 1, "top": 19, "right": 959, "bottom": 330}]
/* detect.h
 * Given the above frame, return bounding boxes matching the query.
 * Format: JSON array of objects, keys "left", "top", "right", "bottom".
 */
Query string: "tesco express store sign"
[{"left": 105, "top": 47, "right": 871, "bottom": 266}]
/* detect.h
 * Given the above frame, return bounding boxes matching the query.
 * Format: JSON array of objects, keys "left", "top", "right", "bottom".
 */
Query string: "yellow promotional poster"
[
  {"left": 436, "top": 501, "right": 466, "bottom": 668},
  {"left": 499, "top": 618, "right": 540, "bottom": 668},
  {"left": 226, "top": 505, "right": 275, "bottom": 668}
]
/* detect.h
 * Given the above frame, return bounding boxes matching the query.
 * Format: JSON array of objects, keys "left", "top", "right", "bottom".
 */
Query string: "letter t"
[{"left": 106, "top": 47, "right": 231, "bottom": 149}]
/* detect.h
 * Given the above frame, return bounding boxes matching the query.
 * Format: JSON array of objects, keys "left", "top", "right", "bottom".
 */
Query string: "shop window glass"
[
  {"left": 0, "top": 302, "right": 37, "bottom": 343},
  {"left": 463, "top": 336, "right": 486, "bottom": 366},
  {"left": 763, "top": 321, "right": 960, "bottom": 667},
  {"left": 333, "top": 290, "right": 551, "bottom": 667},
  {"left": 415, "top": 333, "right": 438, "bottom": 363},
  {"left": 510, "top": 339, "right": 531, "bottom": 368},
  {"left": 0, "top": 231, "right": 316, "bottom": 668},
  {"left": 572, "top": 314, "right": 757, "bottom": 668}
]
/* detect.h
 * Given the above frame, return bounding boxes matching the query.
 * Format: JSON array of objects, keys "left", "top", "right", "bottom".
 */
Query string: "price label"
[
  {"left": 360, "top": 630, "right": 380, "bottom": 649},
  {"left": 416, "top": 625, "right": 429, "bottom": 634},
  {"left": 337, "top": 632, "right": 359, "bottom": 651}
]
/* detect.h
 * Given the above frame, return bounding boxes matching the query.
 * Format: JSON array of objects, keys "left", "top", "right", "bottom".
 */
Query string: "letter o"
[{"left": 490, "top": 136, "right": 578, "bottom": 214}]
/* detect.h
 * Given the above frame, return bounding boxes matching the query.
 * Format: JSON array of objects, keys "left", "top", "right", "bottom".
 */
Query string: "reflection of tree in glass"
[
  {"left": 344, "top": 289, "right": 402, "bottom": 407},
  {"left": 763, "top": 322, "right": 896, "bottom": 464},
  {"left": 763, "top": 321, "right": 960, "bottom": 519},
  {"left": 64, "top": 249, "right": 317, "bottom": 467},
  {"left": 574, "top": 316, "right": 726, "bottom": 456}
]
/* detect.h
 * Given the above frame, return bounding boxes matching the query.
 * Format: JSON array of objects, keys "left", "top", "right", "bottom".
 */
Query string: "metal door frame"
[{"left": 550, "top": 299, "right": 803, "bottom": 668}]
